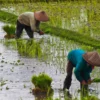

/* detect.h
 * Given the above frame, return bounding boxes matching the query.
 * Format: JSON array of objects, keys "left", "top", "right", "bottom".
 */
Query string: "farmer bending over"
[
  {"left": 63, "top": 49, "right": 100, "bottom": 96},
  {"left": 15, "top": 11, "right": 49, "bottom": 38}
]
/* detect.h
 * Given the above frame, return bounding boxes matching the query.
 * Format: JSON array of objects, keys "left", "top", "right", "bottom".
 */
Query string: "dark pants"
[
  {"left": 15, "top": 20, "right": 34, "bottom": 38},
  {"left": 63, "top": 60, "right": 74, "bottom": 90}
]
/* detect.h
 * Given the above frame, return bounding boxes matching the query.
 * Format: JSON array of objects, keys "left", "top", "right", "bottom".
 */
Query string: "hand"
[
  {"left": 87, "top": 79, "right": 92, "bottom": 84},
  {"left": 39, "top": 30, "right": 44, "bottom": 35},
  {"left": 81, "top": 80, "right": 87, "bottom": 85}
]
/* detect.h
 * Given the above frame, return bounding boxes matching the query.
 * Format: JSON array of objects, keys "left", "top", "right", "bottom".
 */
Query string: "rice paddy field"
[{"left": 0, "top": 0, "right": 100, "bottom": 100}]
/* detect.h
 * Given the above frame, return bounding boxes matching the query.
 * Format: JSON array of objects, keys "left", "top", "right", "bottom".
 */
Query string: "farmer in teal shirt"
[{"left": 63, "top": 49, "right": 100, "bottom": 96}]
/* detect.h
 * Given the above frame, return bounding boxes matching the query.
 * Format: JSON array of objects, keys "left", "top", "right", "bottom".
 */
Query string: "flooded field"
[{"left": 0, "top": 21, "right": 100, "bottom": 100}]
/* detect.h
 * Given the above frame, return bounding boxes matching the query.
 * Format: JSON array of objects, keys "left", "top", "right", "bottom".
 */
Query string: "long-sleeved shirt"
[
  {"left": 68, "top": 49, "right": 93, "bottom": 82},
  {"left": 18, "top": 12, "right": 39, "bottom": 31}
]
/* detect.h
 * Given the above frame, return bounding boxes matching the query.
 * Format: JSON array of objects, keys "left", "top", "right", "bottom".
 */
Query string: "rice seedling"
[
  {"left": 0, "top": 1, "right": 100, "bottom": 99},
  {"left": 2, "top": 24, "right": 15, "bottom": 38},
  {"left": 92, "top": 78, "right": 100, "bottom": 83},
  {"left": 2, "top": 39, "right": 17, "bottom": 49},
  {"left": 31, "top": 73, "right": 53, "bottom": 95},
  {"left": 16, "top": 39, "right": 44, "bottom": 58}
]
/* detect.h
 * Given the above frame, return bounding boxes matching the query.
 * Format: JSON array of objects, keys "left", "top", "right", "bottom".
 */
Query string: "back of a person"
[
  {"left": 68, "top": 49, "right": 86, "bottom": 66},
  {"left": 19, "top": 12, "right": 34, "bottom": 18},
  {"left": 18, "top": 12, "right": 34, "bottom": 26}
]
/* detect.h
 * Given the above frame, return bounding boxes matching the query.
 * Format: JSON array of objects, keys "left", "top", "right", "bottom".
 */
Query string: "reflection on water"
[
  {"left": 0, "top": 23, "right": 79, "bottom": 100},
  {"left": 0, "top": 39, "right": 70, "bottom": 100},
  {"left": 0, "top": 22, "right": 100, "bottom": 100}
]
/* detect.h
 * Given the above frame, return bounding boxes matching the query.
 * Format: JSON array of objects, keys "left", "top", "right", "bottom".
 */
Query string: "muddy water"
[{"left": 0, "top": 22, "right": 100, "bottom": 100}]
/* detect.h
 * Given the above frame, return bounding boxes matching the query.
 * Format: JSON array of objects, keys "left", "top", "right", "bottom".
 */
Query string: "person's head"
[
  {"left": 34, "top": 11, "right": 49, "bottom": 22},
  {"left": 83, "top": 51, "right": 100, "bottom": 67}
]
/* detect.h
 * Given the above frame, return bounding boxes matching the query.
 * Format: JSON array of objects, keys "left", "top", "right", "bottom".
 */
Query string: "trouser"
[
  {"left": 63, "top": 61, "right": 88, "bottom": 90},
  {"left": 15, "top": 20, "right": 34, "bottom": 38},
  {"left": 63, "top": 60, "right": 74, "bottom": 90}
]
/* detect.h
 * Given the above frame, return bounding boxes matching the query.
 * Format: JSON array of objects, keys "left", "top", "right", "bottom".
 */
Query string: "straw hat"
[
  {"left": 83, "top": 51, "right": 100, "bottom": 66},
  {"left": 34, "top": 11, "right": 49, "bottom": 22}
]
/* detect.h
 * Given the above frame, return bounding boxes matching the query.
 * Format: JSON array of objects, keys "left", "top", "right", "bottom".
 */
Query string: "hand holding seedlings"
[{"left": 63, "top": 49, "right": 100, "bottom": 96}]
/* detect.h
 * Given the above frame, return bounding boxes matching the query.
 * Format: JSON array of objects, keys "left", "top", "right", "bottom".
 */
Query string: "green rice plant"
[
  {"left": 0, "top": 1, "right": 99, "bottom": 35},
  {"left": 0, "top": 10, "right": 17, "bottom": 24},
  {"left": 41, "top": 23, "right": 100, "bottom": 49},
  {"left": 31, "top": 73, "right": 52, "bottom": 90},
  {"left": 2, "top": 24, "right": 16, "bottom": 38},
  {"left": 92, "top": 78, "right": 100, "bottom": 83},
  {"left": 2, "top": 24, "right": 15, "bottom": 34},
  {"left": 81, "top": 45, "right": 94, "bottom": 51},
  {"left": 81, "top": 95, "right": 99, "bottom": 100},
  {"left": 44, "top": 28, "right": 51, "bottom": 34},
  {"left": 16, "top": 39, "right": 43, "bottom": 58},
  {"left": 3, "top": 39, "right": 17, "bottom": 49},
  {"left": 0, "top": 5, "right": 100, "bottom": 48}
]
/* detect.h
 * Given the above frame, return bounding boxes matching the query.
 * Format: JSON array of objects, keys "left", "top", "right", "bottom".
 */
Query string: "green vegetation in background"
[
  {"left": 0, "top": 0, "right": 100, "bottom": 39},
  {"left": 0, "top": 0, "right": 95, "bottom": 3},
  {"left": 0, "top": 0, "right": 100, "bottom": 3},
  {"left": 1, "top": 0, "right": 99, "bottom": 36},
  {"left": 0, "top": 10, "right": 100, "bottom": 49},
  {"left": 0, "top": 10, "right": 17, "bottom": 24},
  {"left": 41, "top": 23, "right": 100, "bottom": 49}
]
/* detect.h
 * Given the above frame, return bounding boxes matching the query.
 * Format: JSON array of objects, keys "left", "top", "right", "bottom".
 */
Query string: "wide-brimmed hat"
[
  {"left": 83, "top": 51, "right": 100, "bottom": 66},
  {"left": 34, "top": 11, "right": 49, "bottom": 22}
]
